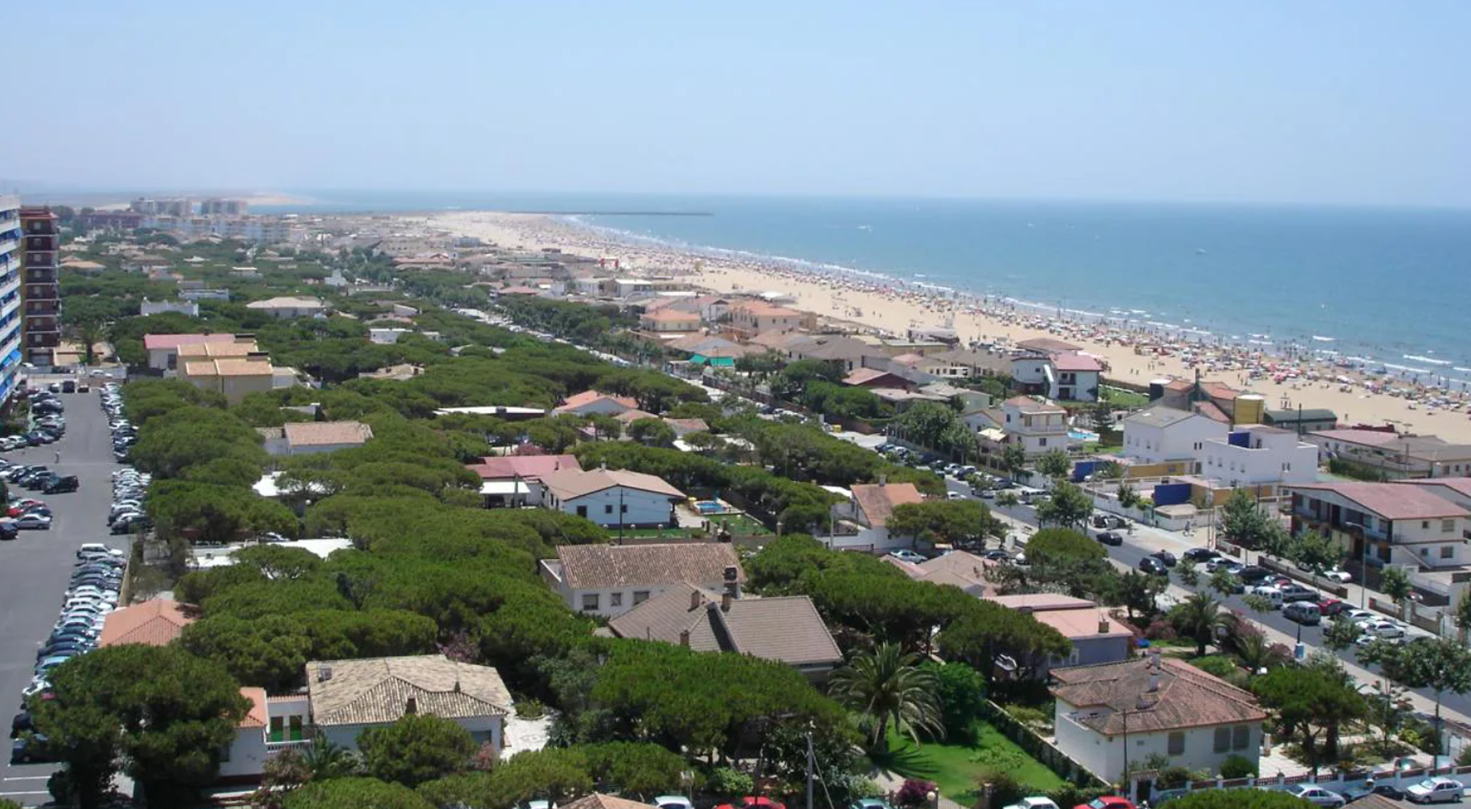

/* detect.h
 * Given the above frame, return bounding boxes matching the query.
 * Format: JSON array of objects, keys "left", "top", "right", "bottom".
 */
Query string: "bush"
[
  {"left": 708, "top": 767, "right": 754, "bottom": 798},
  {"left": 1219, "top": 754, "right": 1258, "bottom": 779},
  {"left": 897, "top": 779, "right": 937, "bottom": 808},
  {"left": 972, "top": 770, "right": 1023, "bottom": 809},
  {"left": 1046, "top": 784, "right": 1114, "bottom": 809},
  {"left": 1003, "top": 705, "right": 1050, "bottom": 728},
  {"left": 1190, "top": 655, "right": 1240, "bottom": 679},
  {"left": 1143, "top": 618, "right": 1177, "bottom": 641}
]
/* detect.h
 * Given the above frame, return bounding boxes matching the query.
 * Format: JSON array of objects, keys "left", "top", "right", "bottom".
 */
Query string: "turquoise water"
[{"left": 262, "top": 192, "right": 1471, "bottom": 377}]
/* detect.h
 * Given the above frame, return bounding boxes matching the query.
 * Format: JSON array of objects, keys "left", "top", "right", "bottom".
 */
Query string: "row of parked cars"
[
  {"left": 102, "top": 384, "right": 137, "bottom": 463},
  {"left": 12, "top": 544, "right": 127, "bottom": 764},
  {"left": 0, "top": 387, "right": 68, "bottom": 451},
  {"left": 109, "top": 468, "right": 150, "bottom": 536}
]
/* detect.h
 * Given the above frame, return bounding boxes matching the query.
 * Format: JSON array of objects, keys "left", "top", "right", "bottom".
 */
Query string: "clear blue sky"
[{"left": 12, "top": 0, "right": 1471, "bottom": 206}]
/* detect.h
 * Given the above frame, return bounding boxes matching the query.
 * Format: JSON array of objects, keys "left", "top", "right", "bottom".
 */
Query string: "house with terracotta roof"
[
  {"left": 842, "top": 368, "right": 911, "bottom": 390},
  {"left": 663, "top": 417, "right": 709, "bottom": 438},
  {"left": 540, "top": 542, "right": 743, "bottom": 617},
  {"left": 639, "top": 307, "right": 702, "bottom": 334},
  {"left": 143, "top": 332, "right": 253, "bottom": 371},
  {"left": 258, "top": 420, "right": 374, "bottom": 456},
  {"left": 1016, "top": 337, "right": 1083, "bottom": 356},
  {"left": 244, "top": 295, "right": 327, "bottom": 319},
  {"left": 727, "top": 300, "right": 809, "bottom": 339},
  {"left": 987, "top": 595, "right": 1132, "bottom": 673},
  {"left": 1052, "top": 653, "right": 1266, "bottom": 784},
  {"left": 1287, "top": 481, "right": 1471, "bottom": 570},
  {"left": 540, "top": 468, "right": 685, "bottom": 528},
  {"left": 98, "top": 599, "right": 196, "bottom": 647},
  {"left": 886, "top": 550, "right": 995, "bottom": 596},
  {"left": 467, "top": 454, "right": 582, "bottom": 507},
  {"left": 179, "top": 353, "right": 279, "bottom": 405},
  {"left": 606, "top": 582, "right": 843, "bottom": 681},
  {"left": 219, "top": 687, "right": 271, "bottom": 780},
  {"left": 1395, "top": 477, "right": 1471, "bottom": 513},
  {"left": 552, "top": 390, "right": 639, "bottom": 417},
  {"left": 562, "top": 795, "right": 657, "bottom": 809},
  {"left": 828, "top": 480, "right": 926, "bottom": 551}
]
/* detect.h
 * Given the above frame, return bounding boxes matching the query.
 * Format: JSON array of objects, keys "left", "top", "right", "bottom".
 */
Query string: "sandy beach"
[{"left": 426, "top": 211, "right": 1471, "bottom": 445}]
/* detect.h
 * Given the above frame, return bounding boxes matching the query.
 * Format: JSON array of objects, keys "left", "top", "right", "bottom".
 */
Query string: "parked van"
[
  {"left": 1250, "top": 585, "right": 1285, "bottom": 610},
  {"left": 1284, "top": 601, "right": 1321, "bottom": 625}
]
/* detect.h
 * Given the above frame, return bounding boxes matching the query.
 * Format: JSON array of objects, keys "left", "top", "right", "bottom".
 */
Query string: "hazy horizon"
[{"left": 6, "top": 0, "right": 1470, "bottom": 208}]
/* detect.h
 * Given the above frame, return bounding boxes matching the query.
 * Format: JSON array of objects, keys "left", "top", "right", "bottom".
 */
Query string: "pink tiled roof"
[
  {"left": 1396, "top": 478, "right": 1471, "bottom": 500},
  {"left": 239, "top": 687, "right": 268, "bottom": 728},
  {"left": 468, "top": 454, "right": 581, "bottom": 480},
  {"left": 555, "top": 390, "right": 639, "bottom": 412},
  {"left": 99, "top": 599, "right": 195, "bottom": 647},
  {"left": 1052, "top": 354, "right": 1103, "bottom": 372},
  {"left": 142, "top": 333, "right": 238, "bottom": 351},
  {"left": 1310, "top": 429, "right": 1405, "bottom": 447},
  {"left": 1292, "top": 481, "right": 1471, "bottom": 521},
  {"left": 851, "top": 482, "right": 924, "bottom": 528},
  {"left": 1030, "top": 606, "right": 1133, "bottom": 640}
]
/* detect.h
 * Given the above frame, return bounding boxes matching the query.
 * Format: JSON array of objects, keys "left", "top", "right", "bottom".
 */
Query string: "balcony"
[
  {"left": 26, "top": 286, "right": 58, "bottom": 301},
  {"left": 23, "top": 253, "right": 56, "bottom": 269},
  {"left": 266, "top": 724, "right": 315, "bottom": 746},
  {"left": 25, "top": 269, "right": 56, "bottom": 283}
]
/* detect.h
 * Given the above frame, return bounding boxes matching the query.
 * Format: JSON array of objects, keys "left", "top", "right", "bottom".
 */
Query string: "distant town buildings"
[
  {"left": 139, "top": 298, "right": 200, "bottom": 317},
  {"left": 0, "top": 197, "right": 23, "bottom": 404}
]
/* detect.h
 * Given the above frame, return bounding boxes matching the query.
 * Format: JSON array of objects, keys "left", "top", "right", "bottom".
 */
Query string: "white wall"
[
  {"left": 1054, "top": 370, "right": 1100, "bottom": 402},
  {"left": 1124, "top": 415, "right": 1226, "bottom": 465},
  {"left": 220, "top": 727, "right": 269, "bottom": 778},
  {"left": 1202, "top": 432, "right": 1320, "bottom": 485},
  {"left": 1011, "top": 357, "right": 1050, "bottom": 387},
  {"left": 323, "top": 715, "right": 502, "bottom": 753},
  {"left": 1054, "top": 703, "right": 1262, "bottom": 783},
  {"left": 552, "top": 486, "right": 673, "bottom": 527},
  {"left": 565, "top": 584, "right": 682, "bottom": 617}
]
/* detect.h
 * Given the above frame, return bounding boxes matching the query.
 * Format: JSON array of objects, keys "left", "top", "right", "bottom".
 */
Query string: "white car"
[
  {"left": 1288, "top": 785, "right": 1346, "bottom": 808},
  {"left": 1342, "top": 609, "right": 1378, "bottom": 624},
  {"left": 1318, "top": 567, "right": 1352, "bottom": 583},
  {"left": 1003, "top": 799, "right": 1060, "bottom": 809},
  {"left": 1406, "top": 777, "right": 1464, "bottom": 804},
  {"left": 887, "top": 549, "right": 927, "bottom": 565},
  {"left": 654, "top": 797, "right": 694, "bottom": 809},
  {"left": 1360, "top": 619, "right": 1407, "bottom": 639}
]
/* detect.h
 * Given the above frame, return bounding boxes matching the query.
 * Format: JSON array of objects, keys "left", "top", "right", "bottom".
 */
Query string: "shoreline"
[{"left": 419, "top": 210, "right": 1471, "bottom": 444}]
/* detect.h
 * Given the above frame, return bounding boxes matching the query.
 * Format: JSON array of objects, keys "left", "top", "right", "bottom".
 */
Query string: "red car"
[
  {"left": 716, "top": 799, "right": 786, "bottom": 809},
  {"left": 1318, "top": 597, "right": 1347, "bottom": 617},
  {"left": 1075, "top": 798, "right": 1135, "bottom": 809}
]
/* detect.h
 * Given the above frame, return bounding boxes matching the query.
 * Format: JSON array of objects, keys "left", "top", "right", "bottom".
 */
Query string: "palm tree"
[
  {"left": 1172, "top": 593, "right": 1232, "bottom": 657},
  {"left": 828, "top": 642, "right": 943, "bottom": 751},
  {"left": 301, "top": 734, "right": 359, "bottom": 780}
]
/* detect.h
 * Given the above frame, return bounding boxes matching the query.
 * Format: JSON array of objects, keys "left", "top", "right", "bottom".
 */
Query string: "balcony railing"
[{"left": 266, "top": 725, "right": 315, "bottom": 745}]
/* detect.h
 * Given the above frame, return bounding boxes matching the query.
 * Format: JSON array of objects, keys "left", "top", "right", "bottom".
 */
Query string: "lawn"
[{"left": 878, "top": 721, "right": 1066, "bottom": 804}]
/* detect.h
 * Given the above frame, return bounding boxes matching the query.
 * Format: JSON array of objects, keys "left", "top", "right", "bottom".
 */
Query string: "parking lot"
[{"left": 0, "top": 386, "right": 130, "bottom": 805}]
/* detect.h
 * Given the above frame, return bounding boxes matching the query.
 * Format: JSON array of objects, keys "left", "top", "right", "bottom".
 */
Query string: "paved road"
[{"left": 0, "top": 388, "right": 127, "bottom": 805}]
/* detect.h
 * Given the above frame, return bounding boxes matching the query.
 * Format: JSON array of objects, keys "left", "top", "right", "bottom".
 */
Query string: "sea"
[{"left": 259, "top": 192, "right": 1471, "bottom": 382}]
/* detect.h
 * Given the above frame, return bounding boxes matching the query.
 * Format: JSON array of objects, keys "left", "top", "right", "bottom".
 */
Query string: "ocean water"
[{"left": 263, "top": 193, "right": 1471, "bottom": 375}]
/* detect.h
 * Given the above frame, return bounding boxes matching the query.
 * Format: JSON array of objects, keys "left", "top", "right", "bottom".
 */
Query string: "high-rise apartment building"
[
  {"left": 0, "top": 197, "right": 24, "bottom": 405},
  {"left": 20, "top": 207, "right": 61, "bottom": 365}
]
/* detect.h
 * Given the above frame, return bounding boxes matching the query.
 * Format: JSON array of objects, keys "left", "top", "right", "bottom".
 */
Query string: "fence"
[
  {"left": 1154, "top": 763, "right": 1471, "bottom": 804},
  {"left": 979, "top": 700, "right": 1106, "bottom": 788}
]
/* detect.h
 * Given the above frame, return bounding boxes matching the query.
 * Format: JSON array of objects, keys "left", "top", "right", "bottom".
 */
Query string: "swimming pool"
[{"left": 1068, "top": 429, "right": 1099, "bottom": 442}]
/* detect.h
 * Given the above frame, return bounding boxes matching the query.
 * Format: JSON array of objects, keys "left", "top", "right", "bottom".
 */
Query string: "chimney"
[
  {"left": 879, "top": 474, "right": 887, "bottom": 487},
  {"left": 1148, "top": 650, "right": 1161, "bottom": 692},
  {"left": 1098, "top": 616, "right": 1110, "bottom": 634},
  {"left": 678, "top": 629, "right": 690, "bottom": 647},
  {"left": 405, "top": 696, "right": 418, "bottom": 714},
  {"left": 453, "top": 680, "right": 461, "bottom": 694},
  {"left": 721, "top": 590, "right": 732, "bottom": 612},
  {"left": 690, "top": 589, "right": 702, "bottom": 611},
  {"left": 318, "top": 666, "right": 333, "bottom": 682}
]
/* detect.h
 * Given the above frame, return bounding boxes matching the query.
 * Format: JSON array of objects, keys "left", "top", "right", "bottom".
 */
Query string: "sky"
[{"left": 9, "top": 0, "right": 1471, "bottom": 206}]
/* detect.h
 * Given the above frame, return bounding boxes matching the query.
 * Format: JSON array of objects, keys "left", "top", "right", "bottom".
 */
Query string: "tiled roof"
[
  {"left": 468, "top": 455, "right": 581, "bottom": 480},
  {"left": 1051, "top": 657, "right": 1266, "bottom": 735},
  {"left": 1201, "top": 381, "right": 1242, "bottom": 401},
  {"left": 749, "top": 331, "right": 816, "bottom": 351},
  {"left": 1016, "top": 337, "right": 1082, "bottom": 354},
  {"left": 99, "top": 599, "right": 195, "bottom": 647},
  {"left": 890, "top": 353, "right": 926, "bottom": 366},
  {"left": 1290, "top": 482, "right": 1471, "bottom": 521},
  {"left": 801, "top": 337, "right": 878, "bottom": 362},
  {"left": 1030, "top": 606, "right": 1133, "bottom": 640},
  {"left": 851, "top": 482, "right": 924, "bottom": 528},
  {"left": 915, "top": 551, "right": 993, "bottom": 593},
  {"left": 664, "top": 418, "right": 709, "bottom": 433},
  {"left": 642, "top": 309, "right": 701, "bottom": 322},
  {"left": 246, "top": 296, "right": 324, "bottom": 309},
  {"left": 1396, "top": 478, "right": 1471, "bottom": 500},
  {"left": 1052, "top": 354, "right": 1103, "bottom": 372},
  {"left": 305, "top": 655, "right": 510, "bottom": 726},
  {"left": 239, "top": 687, "right": 268, "bottom": 728},
  {"left": 1193, "top": 401, "right": 1230, "bottom": 423},
  {"left": 843, "top": 368, "right": 894, "bottom": 386},
  {"left": 732, "top": 301, "right": 801, "bottom": 317},
  {"left": 612, "top": 409, "right": 660, "bottom": 424},
  {"left": 142, "top": 333, "right": 239, "bottom": 351},
  {"left": 1308, "top": 429, "right": 1403, "bottom": 446},
  {"left": 185, "top": 357, "right": 274, "bottom": 378},
  {"left": 177, "top": 340, "right": 258, "bottom": 358},
  {"left": 607, "top": 584, "right": 842, "bottom": 667},
  {"left": 283, "top": 420, "right": 373, "bottom": 447},
  {"left": 555, "top": 543, "right": 742, "bottom": 590},
  {"left": 554, "top": 390, "right": 639, "bottom": 412},
  {"left": 541, "top": 468, "right": 685, "bottom": 501},
  {"left": 987, "top": 593, "right": 1098, "bottom": 612},
  {"left": 562, "top": 794, "right": 657, "bottom": 809}
]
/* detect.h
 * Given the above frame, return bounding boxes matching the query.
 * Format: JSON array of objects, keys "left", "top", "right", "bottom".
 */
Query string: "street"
[{"left": 0, "top": 387, "right": 128, "bottom": 805}]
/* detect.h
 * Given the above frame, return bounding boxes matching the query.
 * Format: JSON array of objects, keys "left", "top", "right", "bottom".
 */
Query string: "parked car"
[
  {"left": 14, "top": 513, "right": 51, "bottom": 530},
  {"left": 1287, "top": 785, "right": 1346, "bottom": 808},
  {"left": 1182, "top": 548, "right": 1220, "bottom": 563},
  {"left": 656, "top": 798, "right": 696, "bottom": 809},
  {"left": 1075, "top": 798, "right": 1134, "bottom": 809},
  {"left": 1004, "top": 799, "right": 1061, "bottom": 809},
  {"left": 1278, "top": 585, "right": 1319, "bottom": 604},
  {"left": 1343, "top": 781, "right": 1406, "bottom": 803},
  {"left": 1237, "top": 565, "right": 1271, "bottom": 584},
  {"left": 1095, "top": 531, "right": 1123, "bottom": 547},
  {"left": 1405, "top": 777, "right": 1464, "bottom": 804},
  {"left": 42, "top": 475, "right": 78, "bottom": 494},
  {"left": 11, "top": 733, "right": 54, "bottom": 764},
  {"left": 1148, "top": 550, "right": 1177, "bottom": 567},
  {"left": 1138, "top": 557, "right": 1169, "bottom": 576},
  {"left": 1284, "top": 601, "right": 1323, "bottom": 625},
  {"left": 1318, "top": 598, "right": 1348, "bottom": 617},
  {"left": 887, "top": 549, "right": 926, "bottom": 565}
]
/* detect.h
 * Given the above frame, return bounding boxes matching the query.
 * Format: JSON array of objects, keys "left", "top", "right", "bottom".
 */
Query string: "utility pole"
[
  {"left": 618, "top": 486, "right": 625, "bottom": 544},
  {"left": 806, "top": 729, "right": 815, "bottom": 809}
]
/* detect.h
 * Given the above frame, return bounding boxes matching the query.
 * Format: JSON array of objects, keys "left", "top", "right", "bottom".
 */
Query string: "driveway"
[{"left": 0, "top": 387, "right": 128, "bottom": 805}]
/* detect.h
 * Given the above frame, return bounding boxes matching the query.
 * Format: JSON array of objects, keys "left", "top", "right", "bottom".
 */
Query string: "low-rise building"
[
  {"left": 139, "top": 298, "right": 200, "bottom": 317},
  {"left": 98, "top": 599, "right": 195, "bottom": 647},
  {"left": 259, "top": 421, "right": 374, "bottom": 457},
  {"left": 1200, "top": 424, "right": 1320, "bottom": 488},
  {"left": 887, "top": 550, "right": 995, "bottom": 596},
  {"left": 1002, "top": 396, "right": 1069, "bottom": 456},
  {"left": 143, "top": 332, "right": 251, "bottom": 371},
  {"left": 639, "top": 308, "right": 702, "bottom": 333},
  {"left": 245, "top": 296, "right": 326, "bottom": 319},
  {"left": 552, "top": 390, "right": 639, "bottom": 417},
  {"left": 988, "top": 594, "right": 1132, "bottom": 672},
  {"left": 467, "top": 454, "right": 582, "bottom": 508},
  {"left": 1121, "top": 407, "right": 1227, "bottom": 474},
  {"left": 1306, "top": 429, "right": 1471, "bottom": 479},
  {"left": 1287, "top": 481, "right": 1471, "bottom": 569},
  {"left": 180, "top": 354, "right": 278, "bottom": 405},
  {"left": 540, "top": 468, "right": 685, "bottom": 527},
  {"left": 1052, "top": 654, "right": 1265, "bottom": 785},
  {"left": 830, "top": 480, "right": 925, "bottom": 551},
  {"left": 1050, "top": 353, "right": 1104, "bottom": 402},
  {"left": 727, "top": 301, "right": 807, "bottom": 339},
  {"left": 606, "top": 582, "right": 843, "bottom": 681},
  {"left": 540, "top": 542, "right": 743, "bottom": 617},
  {"left": 1263, "top": 408, "right": 1339, "bottom": 434}
]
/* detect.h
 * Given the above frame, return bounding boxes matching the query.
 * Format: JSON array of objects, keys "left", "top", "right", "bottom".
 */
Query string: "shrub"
[
  {"left": 1003, "top": 705, "right": 1050, "bottom": 728},
  {"left": 1047, "top": 784, "right": 1114, "bottom": 809},
  {"left": 708, "top": 767, "right": 754, "bottom": 798},
  {"left": 1190, "top": 655, "right": 1240, "bottom": 679},
  {"left": 1143, "top": 618, "right": 1177, "bottom": 641},
  {"left": 973, "top": 769, "right": 1024, "bottom": 809},
  {"left": 896, "top": 778, "right": 937, "bottom": 808},
  {"left": 1220, "top": 754, "right": 1258, "bottom": 779}
]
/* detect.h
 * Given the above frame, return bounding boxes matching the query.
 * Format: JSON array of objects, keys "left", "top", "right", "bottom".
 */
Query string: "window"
[
  {"left": 1232, "top": 725, "right": 1250, "bottom": 751},
  {"left": 1421, "top": 547, "right": 1429, "bottom": 557},
  {"left": 604, "top": 504, "right": 613, "bottom": 515},
  {"left": 1039, "top": 437, "right": 1047, "bottom": 447},
  {"left": 1442, "top": 546, "right": 1455, "bottom": 559},
  {"left": 1167, "top": 732, "right": 1185, "bottom": 755},
  {"left": 633, "top": 590, "right": 650, "bottom": 604},
  {"left": 581, "top": 593, "right": 599, "bottom": 611},
  {"left": 1443, "top": 520, "right": 1456, "bottom": 533},
  {"left": 610, "top": 592, "right": 623, "bottom": 607},
  {"left": 576, "top": 505, "right": 587, "bottom": 518},
  {"left": 621, "top": 504, "right": 628, "bottom": 514},
  {"left": 1214, "top": 727, "right": 1230, "bottom": 753},
  {"left": 1423, "top": 521, "right": 1431, "bottom": 530}
]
